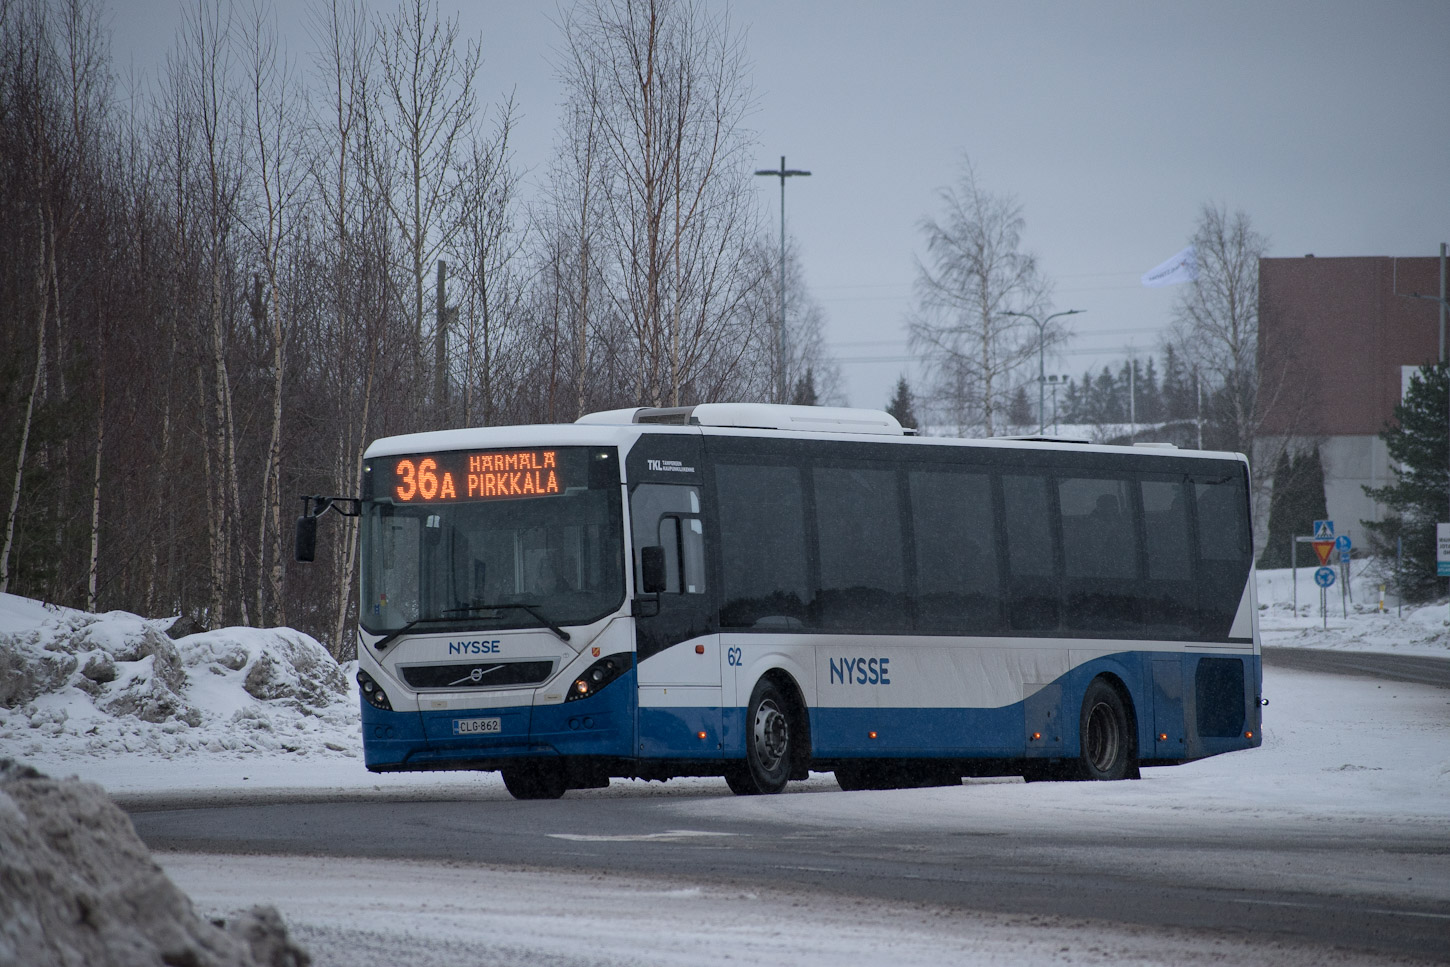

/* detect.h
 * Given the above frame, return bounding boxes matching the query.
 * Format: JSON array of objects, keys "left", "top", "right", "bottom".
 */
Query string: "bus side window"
[
  {"left": 631, "top": 484, "right": 706, "bottom": 595},
  {"left": 1002, "top": 474, "right": 1058, "bottom": 631}
]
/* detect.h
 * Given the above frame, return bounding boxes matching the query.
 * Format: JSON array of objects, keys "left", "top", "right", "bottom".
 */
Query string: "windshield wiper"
[
  {"left": 440, "top": 603, "right": 572, "bottom": 643},
  {"left": 369, "top": 615, "right": 467, "bottom": 652}
]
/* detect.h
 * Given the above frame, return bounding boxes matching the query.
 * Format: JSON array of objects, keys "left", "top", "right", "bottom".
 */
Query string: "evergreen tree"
[
  {"left": 1161, "top": 345, "right": 1193, "bottom": 421},
  {"left": 791, "top": 367, "right": 818, "bottom": 406},
  {"left": 885, "top": 375, "right": 918, "bottom": 429},
  {"left": 1139, "top": 356, "right": 1162, "bottom": 422},
  {"left": 1258, "top": 448, "right": 1328, "bottom": 569},
  {"left": 1093, "top": 366, "right": 1119, "bottom": 423},
  {"left": 1060, "top": 377, "right": 1083, "bottom": 424},
  {"left": 1007, "top": 385, "right": 1034, "bottom": 428},
  {"left": 1362, "top": 363, "right": 1450, "bottom": 601}
]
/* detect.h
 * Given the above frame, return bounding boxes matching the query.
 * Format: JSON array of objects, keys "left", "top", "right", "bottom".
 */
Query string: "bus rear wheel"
[
  {"left": 502, "top": 762, "right": 567, "bottom": 800},
  {"left": 1073, "top": 678, "right": 1134, "bottom": 781},
  {"left": 725, "top": 681, "right": 793, "bottom": 795}
]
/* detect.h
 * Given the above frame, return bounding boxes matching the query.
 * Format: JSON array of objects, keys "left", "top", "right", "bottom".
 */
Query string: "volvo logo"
[{"left": 448, "top": 665, "right": 502, "bottom": 687}]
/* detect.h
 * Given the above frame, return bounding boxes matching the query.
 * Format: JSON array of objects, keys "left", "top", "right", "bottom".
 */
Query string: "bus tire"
[
  {"left": 502, "top": 763, "right": 567, "bottom": 800},
  {"left": 725, "top": 680, "right": 793, "bottom": 795},
  {"left": 1073, "top": 678, "right": 1134, "bottom": 781}
]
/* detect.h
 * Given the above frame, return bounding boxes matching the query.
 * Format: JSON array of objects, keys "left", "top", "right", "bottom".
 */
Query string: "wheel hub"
[{"left": 753, "top": 699, "right": 788, "bottom": 771}]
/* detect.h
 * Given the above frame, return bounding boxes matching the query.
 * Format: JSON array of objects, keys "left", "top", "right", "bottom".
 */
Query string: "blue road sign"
[
  {"left": 1334, "top": 535, "right": 1351, "bottom": 551},
  {"left": 1313, "top": 520, "right": 1335, "bottom": 540},
  {"left": 1314, "top": 566, "right": 1336, "bottom": 588}
]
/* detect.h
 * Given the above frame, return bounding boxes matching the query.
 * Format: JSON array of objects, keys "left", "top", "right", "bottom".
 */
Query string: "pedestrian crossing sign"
[{"left": 1312, "top": 519, "right": 1334, "bottom": 540}]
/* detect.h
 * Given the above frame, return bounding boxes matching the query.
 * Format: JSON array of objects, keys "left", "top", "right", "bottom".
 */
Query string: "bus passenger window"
[
  {"left": 1002, "top": 474, "right": 1058, "bottom": 631},
  {"left": 908, "top": 469, "right": 1002, "bottom": 635},
  {"left": 1058, "top": 477, "right": 1141, "bottom": 633},
  {"left": 717, "top": 463, "right": 809, "bottom": 628}
]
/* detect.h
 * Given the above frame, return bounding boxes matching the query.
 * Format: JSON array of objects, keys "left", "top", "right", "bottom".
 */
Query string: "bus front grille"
[{"left": 400, "top": 660, "right": 555, "bottom": 690}]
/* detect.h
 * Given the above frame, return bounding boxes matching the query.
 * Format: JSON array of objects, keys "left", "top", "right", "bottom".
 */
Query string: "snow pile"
[
  {"left": 0, "top": 758, "right": 309, "bottom": 966},
  {"left": 0, "top": 594, "right": 357, "bottom": 767}
]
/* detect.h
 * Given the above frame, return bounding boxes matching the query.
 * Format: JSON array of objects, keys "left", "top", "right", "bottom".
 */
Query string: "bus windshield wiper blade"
[
  {"left": 440, "top": 603, "right": 572, "bottom": 643},
  {"left": 370, "top": 615, "right": 469, "bottom": 652}
]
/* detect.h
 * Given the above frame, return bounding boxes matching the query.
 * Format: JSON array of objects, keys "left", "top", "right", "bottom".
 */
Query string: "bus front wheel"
[{"left": 725, "top": 680, "right": 793, "bottom": 795}]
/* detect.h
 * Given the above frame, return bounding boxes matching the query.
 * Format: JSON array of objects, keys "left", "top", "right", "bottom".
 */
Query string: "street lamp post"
[
  {"left": 1004, "top": 309, "right": 1083, "bottom": 433},
  {"left": 754, "top": 156, "right": 810, "bottom": 403},
  {"left": 1046, "top": 373, "right": 1068, "bottom": 433}
]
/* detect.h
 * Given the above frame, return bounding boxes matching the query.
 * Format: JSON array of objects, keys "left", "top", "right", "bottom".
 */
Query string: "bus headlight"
[
  {"left": 566, "top": 654, "right": 634, "bottom": 703},
  {"left": 357, "top": 669, "right": 393, "bottom": 711}
]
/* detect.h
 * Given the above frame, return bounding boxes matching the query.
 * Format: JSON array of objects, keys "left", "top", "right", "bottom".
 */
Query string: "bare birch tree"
[
  {"left": 1170, "top": 203, "right": 1267, "bottom": 457},
  {"left": 374, "top": 0, "right": 480, "bottom": 418},
  {"left": 557, "top": 0, "right": 763, "bottom": 407},
  {"left": 239, "top": 3, "right": 309, "bottom": 626},
  {"left": 908, "top": 159, "right": 1052, "bottom": 436}
]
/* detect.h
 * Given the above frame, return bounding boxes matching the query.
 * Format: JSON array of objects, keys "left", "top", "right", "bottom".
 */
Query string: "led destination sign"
[{"left": 389, "top": 450, "right": 564, "bottom": 503}]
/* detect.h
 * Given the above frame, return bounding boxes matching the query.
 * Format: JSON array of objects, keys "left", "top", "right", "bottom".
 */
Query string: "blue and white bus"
[{"left": 320, "top": 403, "right": 1261, "bottom": 799}]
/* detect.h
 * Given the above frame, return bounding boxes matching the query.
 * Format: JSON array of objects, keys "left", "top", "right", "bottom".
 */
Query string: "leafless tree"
[
  {"left": 373, "top": 0, "right": 480, "bottom": 415},
  {"left": 908, "top": 159, "right": 1053, "bottom": 436},
  {"left": 557, "top": 0, "right": 765, "bottom": 407},
  {"left": 1169, "top": 203, "right": 1267, "bottom": 458},
  {"left": 239, "top": 3, "right": 310, "bottom": 626},
  {"left": 448, "top": 96, "right": 525, "bottom": 426}
]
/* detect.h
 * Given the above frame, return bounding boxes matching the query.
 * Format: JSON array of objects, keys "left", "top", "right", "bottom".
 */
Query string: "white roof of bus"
[{"left": 363, "top": 405, "right": 1248, "bottom": 466}]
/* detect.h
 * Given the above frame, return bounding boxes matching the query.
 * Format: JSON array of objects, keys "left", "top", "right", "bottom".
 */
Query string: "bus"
[{"left": 299, "top": 402, "right": 1262, "bottom": 799}]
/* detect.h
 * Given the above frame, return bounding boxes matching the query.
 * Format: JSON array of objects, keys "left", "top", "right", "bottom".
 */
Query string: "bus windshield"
[{"left": 360, "top": 446, "right": 624, "bottom": 635}]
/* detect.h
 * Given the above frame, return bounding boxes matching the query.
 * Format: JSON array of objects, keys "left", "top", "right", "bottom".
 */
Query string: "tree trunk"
[{"left": 0, "top": 209, "right": 51, "bottom": 594}]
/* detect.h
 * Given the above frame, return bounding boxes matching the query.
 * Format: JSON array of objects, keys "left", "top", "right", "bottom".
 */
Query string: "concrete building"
[{"left": 1256, "top": 254, "right": 1445, "bottom": 545}]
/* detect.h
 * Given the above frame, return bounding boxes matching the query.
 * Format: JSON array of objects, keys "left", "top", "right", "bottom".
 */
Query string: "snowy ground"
[{"left": 2, "top": 564, "right": 1448, "bottom": 966}]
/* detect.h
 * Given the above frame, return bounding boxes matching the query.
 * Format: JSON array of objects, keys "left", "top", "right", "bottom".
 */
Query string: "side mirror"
[
  {"left": 295, "top": 515, "right": 317, "bottom": 563},
  {"left": 640, "top": 545, "right": 666, "bottom": 594}
]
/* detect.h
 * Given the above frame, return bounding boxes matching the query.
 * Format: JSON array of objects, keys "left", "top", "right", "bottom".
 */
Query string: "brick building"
[{"left": 1256, "top": 254, "right": 1445, "bottom": 545}]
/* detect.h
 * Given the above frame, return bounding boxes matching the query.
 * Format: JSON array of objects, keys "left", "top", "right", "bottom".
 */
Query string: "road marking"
[{"left": 548, "top": 829, "right": 736, "bottom": 843}]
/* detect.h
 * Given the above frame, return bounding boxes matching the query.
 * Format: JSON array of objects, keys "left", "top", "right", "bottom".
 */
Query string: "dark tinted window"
[
  {"left": 909, "top": 469, "right": 1002, "bottom": 634},
  {"left": 1058, "top": 477, "right": 1136, "bottom": 579},
  {"left": 1194, "top": 472, "right": 1252, "bottom": 637},
  {"left": 1139, "top": 479, "right": 1197, "bottom": 637},
  {"left": 1002, "top": 474, "right": 1058, "bottom": 631},
  {"left": 1142, "top": 480, "right": 1192, "bottom": 580},
  {"left": 1058, "top": 476, "right": 1141, "bottom": 633},
  {"left": 813, "top": 466, "right": 908, "bottom": 630},
  {"left": 716, "top": 463, "right": 809, "bottom": 629}
]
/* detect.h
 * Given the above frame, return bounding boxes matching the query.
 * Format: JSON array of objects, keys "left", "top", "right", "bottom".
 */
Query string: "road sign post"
[{"left": 1314, "top": 565, "right": 1335, "bottom": 630}]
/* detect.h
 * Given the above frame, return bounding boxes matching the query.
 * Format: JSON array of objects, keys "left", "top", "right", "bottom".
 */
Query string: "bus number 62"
[{"left": 726, "top": 647, "right": 742, "bottom": 667}]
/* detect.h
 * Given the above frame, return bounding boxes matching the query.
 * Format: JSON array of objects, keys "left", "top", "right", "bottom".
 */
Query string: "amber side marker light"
[
  {"left": 868, "top": 731, "right": 878, "bottom": 740},
  {"left": 697, "top": 731, "right": 708, "bottom": 740},
  {"left": 1245, "top": 731, "right": 1254, "bottom": 739},
  {"left": 1159, "top": 733, "right": 1169, "bottom": 741},
  {"left": 695, "top": 644, "right": 705, "bottom": 654},
  {"left": 1030, "top": 732, "right": 1042, "bottom": 741}
]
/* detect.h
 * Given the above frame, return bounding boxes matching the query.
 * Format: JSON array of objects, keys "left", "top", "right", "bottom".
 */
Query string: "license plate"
[{"left": 452, "top": 717, "right": 502, "bottom": 736}]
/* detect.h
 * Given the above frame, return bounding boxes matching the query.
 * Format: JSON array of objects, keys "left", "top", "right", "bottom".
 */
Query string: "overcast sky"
[{"left": 108, "top": 0, "right": 1450, "bottom": 411}]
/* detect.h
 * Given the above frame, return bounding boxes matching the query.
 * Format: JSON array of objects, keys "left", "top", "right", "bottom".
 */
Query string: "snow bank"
[
  {"left": 0, "top": 594, "right": 355, "bottom": 767},
  {"left": 0, "top": 758, "right": 309, "bottom": 967}
]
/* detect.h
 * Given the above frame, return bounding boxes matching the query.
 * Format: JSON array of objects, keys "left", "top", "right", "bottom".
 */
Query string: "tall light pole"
[
  {"left": 755, "top": 156, "right": 810, "bottom": 403},
  {"left": 1046, "top": 373, "right": 1068, "bottom": 433},
  {"left": 1005, "top": 309, "right": 1083, "bottom": 433}
]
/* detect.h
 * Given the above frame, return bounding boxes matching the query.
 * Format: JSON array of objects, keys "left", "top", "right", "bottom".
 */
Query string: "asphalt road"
[{"left": 125, "top": 649, "right": 1450, "bottom": 963}]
